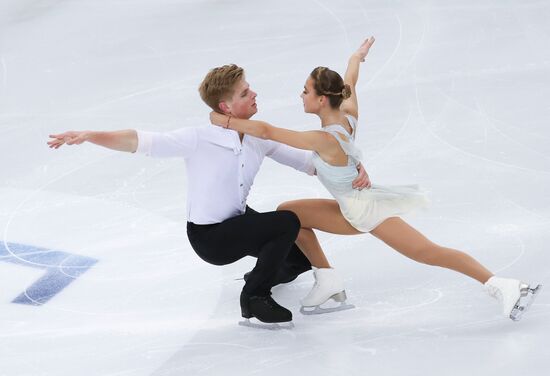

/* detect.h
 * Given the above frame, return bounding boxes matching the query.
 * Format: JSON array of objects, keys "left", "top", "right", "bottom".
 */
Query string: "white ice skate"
[
  {"left": 484, "top": 276, "right": 542, "bottom": 321},
  {"left": 300, "top": 267, "right": 355, "bottom": 315}
]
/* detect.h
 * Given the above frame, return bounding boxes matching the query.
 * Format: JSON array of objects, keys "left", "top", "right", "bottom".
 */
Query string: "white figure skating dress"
[{"left": 312, "top": 115, "right": 429, "bottom": 232}]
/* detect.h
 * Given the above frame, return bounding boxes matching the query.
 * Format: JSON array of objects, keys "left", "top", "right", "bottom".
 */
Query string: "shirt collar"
[{"left": 203, "top": 125, "right": 243, "bottom": 155}]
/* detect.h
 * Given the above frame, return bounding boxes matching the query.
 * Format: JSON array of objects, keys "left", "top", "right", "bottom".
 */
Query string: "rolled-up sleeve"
[
  {"left": 136, "top": 128, "right": 198, "bottom": 158},
  {"left": 263, "top": 140, "right": 315, "bottom": 175}
]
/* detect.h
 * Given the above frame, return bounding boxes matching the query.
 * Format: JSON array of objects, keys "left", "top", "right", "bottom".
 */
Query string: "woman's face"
[{"left": 300, "top": 77, "right": 321, "bottom": 114}]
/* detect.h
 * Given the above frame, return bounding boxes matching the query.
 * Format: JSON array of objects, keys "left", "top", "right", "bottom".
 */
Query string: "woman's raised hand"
[
  {"left": 355, "top": 36, "right": 375, "bottom": 62},
  {"left": 210, "top": 111, "right": 229, "bottom": 128},
  {"left": 47, "top": 131, "right": 89, "bottom": 149}
]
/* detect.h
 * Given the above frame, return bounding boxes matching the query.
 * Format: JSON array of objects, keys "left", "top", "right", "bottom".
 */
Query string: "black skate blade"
[
  {"left": 300, "top": 302, "right": 355, "bottom": 316},
  {"left": 238, "top": 318, "right": 294, "bottom": 330},
  {"left": 510, "top": 284, "right": 542, "bottom": 322}
]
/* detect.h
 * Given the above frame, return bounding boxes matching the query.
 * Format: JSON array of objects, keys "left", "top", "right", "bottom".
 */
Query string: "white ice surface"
[{"left": 1, "top": 0, "right": 549, "bottom": 375}]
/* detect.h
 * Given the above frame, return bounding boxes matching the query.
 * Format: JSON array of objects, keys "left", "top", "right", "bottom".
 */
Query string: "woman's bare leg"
[
  {"left": 370, "top": 217, "right": 493, "bottom": 283},
  {"left": 279, "top": 199, "right": 493, "bottom": 283},
  {"left": 278, "top": 199, "right": 362, "bottom": 305},
  {"left": 295, "top": 228, "right": 331, "bottom": 268},
  {"left": 277, "top": 199, "right": 361, "bottom": 268}
]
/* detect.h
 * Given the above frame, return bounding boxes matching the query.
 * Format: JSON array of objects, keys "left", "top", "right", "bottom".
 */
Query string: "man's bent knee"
[{"left": 277, "top": 210, "right": 301, "bottom": 233}]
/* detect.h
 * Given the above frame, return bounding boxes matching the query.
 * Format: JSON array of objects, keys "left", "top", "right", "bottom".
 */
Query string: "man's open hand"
[
  {"left": 48, "top": 131, "right": 89, "bottom": 149},
  {"left": 352, "top": 163, "right": 372, "bottom": 190}
]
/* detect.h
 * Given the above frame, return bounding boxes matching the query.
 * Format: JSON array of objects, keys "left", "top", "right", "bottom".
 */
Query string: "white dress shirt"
[{"left": 136, "top": 125, "right": 315, "bottom": 224}]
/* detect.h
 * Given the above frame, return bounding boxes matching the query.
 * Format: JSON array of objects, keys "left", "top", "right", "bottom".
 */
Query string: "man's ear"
[{"left": 218, "top": 101, "right": 231, "bottom": 114}]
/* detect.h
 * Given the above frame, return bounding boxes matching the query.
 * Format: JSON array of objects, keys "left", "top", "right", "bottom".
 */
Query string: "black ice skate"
[{"left": 239, "top": 291, "right": 293, "bottom": 329}]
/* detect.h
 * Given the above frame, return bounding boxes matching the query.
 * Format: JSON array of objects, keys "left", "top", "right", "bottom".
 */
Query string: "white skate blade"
[
  {"left": 510, "top": 284, "right": 542, "bottom": 322},
  {"left": 238, "top": 318, "right": 294, "bottom": 330},
  {"left": 300, "top": 302, "right": 355, "bottom": 315}
]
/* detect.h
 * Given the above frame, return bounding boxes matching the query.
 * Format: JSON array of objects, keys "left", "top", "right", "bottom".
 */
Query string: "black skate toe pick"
[{"left": 240, "top": 291, "right": 292, "bottom": 323}]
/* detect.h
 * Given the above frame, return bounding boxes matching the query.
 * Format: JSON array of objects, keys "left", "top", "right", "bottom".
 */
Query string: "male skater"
[{"left": 48, "top": 64, "right": 369, "bottom": 324}]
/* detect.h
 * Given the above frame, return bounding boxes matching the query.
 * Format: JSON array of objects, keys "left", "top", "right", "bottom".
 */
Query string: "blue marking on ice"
[{"left": 0, "top": 242, "right": 98, "bottom": 305}]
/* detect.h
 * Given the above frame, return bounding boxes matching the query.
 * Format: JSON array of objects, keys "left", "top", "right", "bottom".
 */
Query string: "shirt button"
[
  {"left": 241, "top": 164, "right": 244, "bottom": 168},
  {"left": 240, "top": 183, "right": 243, "bottom": 187}
]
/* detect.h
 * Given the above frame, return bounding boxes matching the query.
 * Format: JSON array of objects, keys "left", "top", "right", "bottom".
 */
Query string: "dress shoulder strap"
[
  {"left": 344, "top": 115, "right": 358, "bottom": 139},
  {"left": 322, "top": 125, "right": 363, "bottom": 165}
]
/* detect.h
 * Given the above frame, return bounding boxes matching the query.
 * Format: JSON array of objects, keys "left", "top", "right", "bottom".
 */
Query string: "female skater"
[{"left": 209, "top": 37, "right": 541, "bottom": 321}]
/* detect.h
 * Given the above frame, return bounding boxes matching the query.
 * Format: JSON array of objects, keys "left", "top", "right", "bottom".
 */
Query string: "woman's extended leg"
[
  {"left": 369, "top": 218, "right": 543, "bottom": 320},
  {"left": 279, "top": 199, "right": 493, "bottom": 283},
  {"left": 277, "top": 201, "right": 539, "bottom": 319},
  {"left": 370, "top": 217, "right": 493, "bottom": 283}
]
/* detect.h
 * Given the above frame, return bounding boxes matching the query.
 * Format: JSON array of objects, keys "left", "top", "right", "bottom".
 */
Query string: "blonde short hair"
[{"left": 198, "top": 64, "right": 244, "bottom": 112}]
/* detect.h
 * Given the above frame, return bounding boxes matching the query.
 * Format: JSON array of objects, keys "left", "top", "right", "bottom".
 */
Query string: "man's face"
[{"left": 221, "top": 79, "right": 257, "bottom": 119}]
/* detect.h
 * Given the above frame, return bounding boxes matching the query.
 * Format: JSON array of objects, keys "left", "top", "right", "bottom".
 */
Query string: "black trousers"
[{"left": 186, "top": 207, "right": 311, "bottom": 296}]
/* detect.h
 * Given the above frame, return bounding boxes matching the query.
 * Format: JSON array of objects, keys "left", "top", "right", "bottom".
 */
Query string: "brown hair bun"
[{"left": 341, "top": 84, "right": 352, "bottom": 100}]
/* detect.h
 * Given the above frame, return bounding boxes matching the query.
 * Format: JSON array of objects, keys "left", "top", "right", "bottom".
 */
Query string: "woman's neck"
[{"left": 319, "top": 108, "right": 344, "bottom": 128}]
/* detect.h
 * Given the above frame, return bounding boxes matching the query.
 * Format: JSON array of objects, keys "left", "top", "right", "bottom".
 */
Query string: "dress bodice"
[
  {"left": 311, "top": 115, "right": 429, "bottom": 233},
  {"left": 312, "top": 115, "right": 362, "bottom": 195}
]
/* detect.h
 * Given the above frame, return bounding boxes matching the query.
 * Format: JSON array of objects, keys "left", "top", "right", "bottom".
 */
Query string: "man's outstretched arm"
[{"left": 48, "top": 130, "right": 138, "bottom": 152}]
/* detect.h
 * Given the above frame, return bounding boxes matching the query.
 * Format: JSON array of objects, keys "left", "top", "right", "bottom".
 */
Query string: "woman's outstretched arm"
[
  {"left": 210, "top": 113, "right": 371, "bottom": 188},
  {"left": 210, "top": 112, "right": 332, "bottom": 152},
  {"left": 341, "top": 36, "right": 375, "bottom": 119}
]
